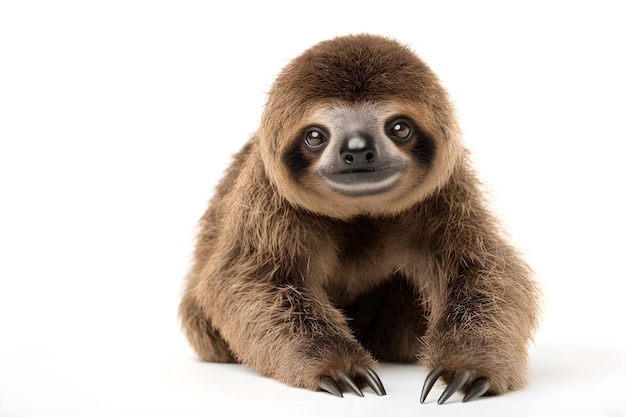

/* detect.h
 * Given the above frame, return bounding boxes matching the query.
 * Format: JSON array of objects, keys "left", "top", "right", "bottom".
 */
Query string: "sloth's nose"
[{"left": 339, "top": 132, "right": 378, "bottom": 169}]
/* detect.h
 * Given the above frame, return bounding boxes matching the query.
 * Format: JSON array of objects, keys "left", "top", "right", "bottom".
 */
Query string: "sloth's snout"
[{"left": 340, "top": 132, "right": 378, "bottom": 169}]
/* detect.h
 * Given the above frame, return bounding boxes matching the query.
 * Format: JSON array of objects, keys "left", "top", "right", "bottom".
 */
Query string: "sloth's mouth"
[{"left": 323, "top": 166, "right": 403, "bottom": 197}]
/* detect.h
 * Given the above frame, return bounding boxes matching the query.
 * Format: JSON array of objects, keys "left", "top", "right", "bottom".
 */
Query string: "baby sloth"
[{"left": 179, "top": 34, "right": 539, "bottom": 404}]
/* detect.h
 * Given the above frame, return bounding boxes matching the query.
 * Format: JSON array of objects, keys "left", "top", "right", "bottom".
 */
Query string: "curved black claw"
[
  {"left": 337, "top": 371, "right": 364, "bottom": 397},
  {"left": 420, "top": 366, "right": 444, "bottom": 403},
  {"left": 356, "top": 366, "right": 386, "bottom": 396},
  {"left": 462, "top": 377, "right": 490, "bottom": 402},
  {"left": 437, "top": 370, "right": 471, "bottom": 405},
  {"left": 318, "top": 376, "right": 343, "bottom": 397}
]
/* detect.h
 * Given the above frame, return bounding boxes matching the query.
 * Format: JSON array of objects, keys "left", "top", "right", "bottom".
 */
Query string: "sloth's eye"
[
  {"left": 389, "top": 121, "right": 412, "bottom": 141},
  {"left": 304, "top": 128, "right": 327, "bottom": 148}
]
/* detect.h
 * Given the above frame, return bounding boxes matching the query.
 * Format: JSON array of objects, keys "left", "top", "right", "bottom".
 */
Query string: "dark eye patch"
[
  {"left": 282, "top": 140, "right": 311, "bottom": 181},
  {"left": 410, "top": 132, "right": 436, "bottom": 169}
]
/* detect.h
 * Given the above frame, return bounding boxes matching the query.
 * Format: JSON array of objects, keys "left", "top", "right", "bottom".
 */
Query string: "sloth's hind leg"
[{"left": 179, "top": 291, "right": 235, "bottom": 363}]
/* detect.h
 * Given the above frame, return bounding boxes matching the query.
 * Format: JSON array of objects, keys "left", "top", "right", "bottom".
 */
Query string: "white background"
[{"left": 1, "top": 1, "right": 625, "bottom": 416}]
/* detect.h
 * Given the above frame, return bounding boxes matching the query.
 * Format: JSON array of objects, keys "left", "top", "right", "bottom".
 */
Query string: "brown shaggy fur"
[{"left": 179, "top": 34, "right": 539, "bottom": 397}]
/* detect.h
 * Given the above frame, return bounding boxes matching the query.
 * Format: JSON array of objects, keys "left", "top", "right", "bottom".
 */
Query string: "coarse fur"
[{"left": 179, "top": 34, "right": 539, "bottom": 397}]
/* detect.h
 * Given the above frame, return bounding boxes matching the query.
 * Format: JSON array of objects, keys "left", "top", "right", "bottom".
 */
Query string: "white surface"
[{"left": 1, "top": 1, "right": 625, "bottom": 416}]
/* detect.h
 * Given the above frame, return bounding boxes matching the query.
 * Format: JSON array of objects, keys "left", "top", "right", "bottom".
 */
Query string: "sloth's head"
[{"left": 259, "top": 34, "right": 461, "bottom": 219}]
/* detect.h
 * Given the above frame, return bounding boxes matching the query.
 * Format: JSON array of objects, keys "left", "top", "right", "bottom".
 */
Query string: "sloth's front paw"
[
  {"left": 317, "top": 366, "right": 386, "bottom": 397},
  {"left": 419, "top": 366, "right": 491, "bottom": 404}
]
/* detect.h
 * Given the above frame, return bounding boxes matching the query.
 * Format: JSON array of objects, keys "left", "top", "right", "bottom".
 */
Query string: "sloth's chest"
[
  {"left": 333, "top": 217, "right": 409, "bottom": 266},
  {"left": 317, "top": 216, "right": 416, "bottom": 304},
  {"left": 324, "top": 240, "right": 401, "bottom": 306}
]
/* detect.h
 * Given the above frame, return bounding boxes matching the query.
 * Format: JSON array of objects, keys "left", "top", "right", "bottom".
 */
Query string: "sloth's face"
[{"left": 280, "top": 101, "right": 437, "bottom": 212}]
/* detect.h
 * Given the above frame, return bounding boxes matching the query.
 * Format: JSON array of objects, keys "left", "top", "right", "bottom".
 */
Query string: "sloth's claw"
[
  {"left": 462, "top": 377, "right": 490, "bottom": 402},
  {"left": 356, "top": 366, "right": 386, "bottom": 396},
  {"left": 338, "top": 371, "right": 364, "bottom": 397},
  {"left": 318, "top": 376, "right": 343, "bottom": 397},
  {"left": 318, "top": 366, "right": 385, "bottom": 397},
  {"left": 437, "top": 370, "right": 470, "bottom": 404},
  {"left": 421, "top": 367, "right": 487, "bottom": 404},
  {"left": 420, "top": 366, "right": 444, "bottom": 403}
]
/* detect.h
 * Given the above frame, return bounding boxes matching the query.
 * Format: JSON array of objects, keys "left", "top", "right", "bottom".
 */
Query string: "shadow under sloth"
[{"left": 179, "top": 34, "right": 539, "bottom": 404}]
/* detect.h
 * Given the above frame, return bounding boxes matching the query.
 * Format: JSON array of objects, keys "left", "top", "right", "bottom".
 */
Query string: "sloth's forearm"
[{"left": 195, "top": 278, "right": 348, "bottom": 360}]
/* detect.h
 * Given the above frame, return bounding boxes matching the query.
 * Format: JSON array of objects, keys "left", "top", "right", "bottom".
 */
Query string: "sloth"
[{"left": 179, "top": 34, "right": 539, "bottom": 404}]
